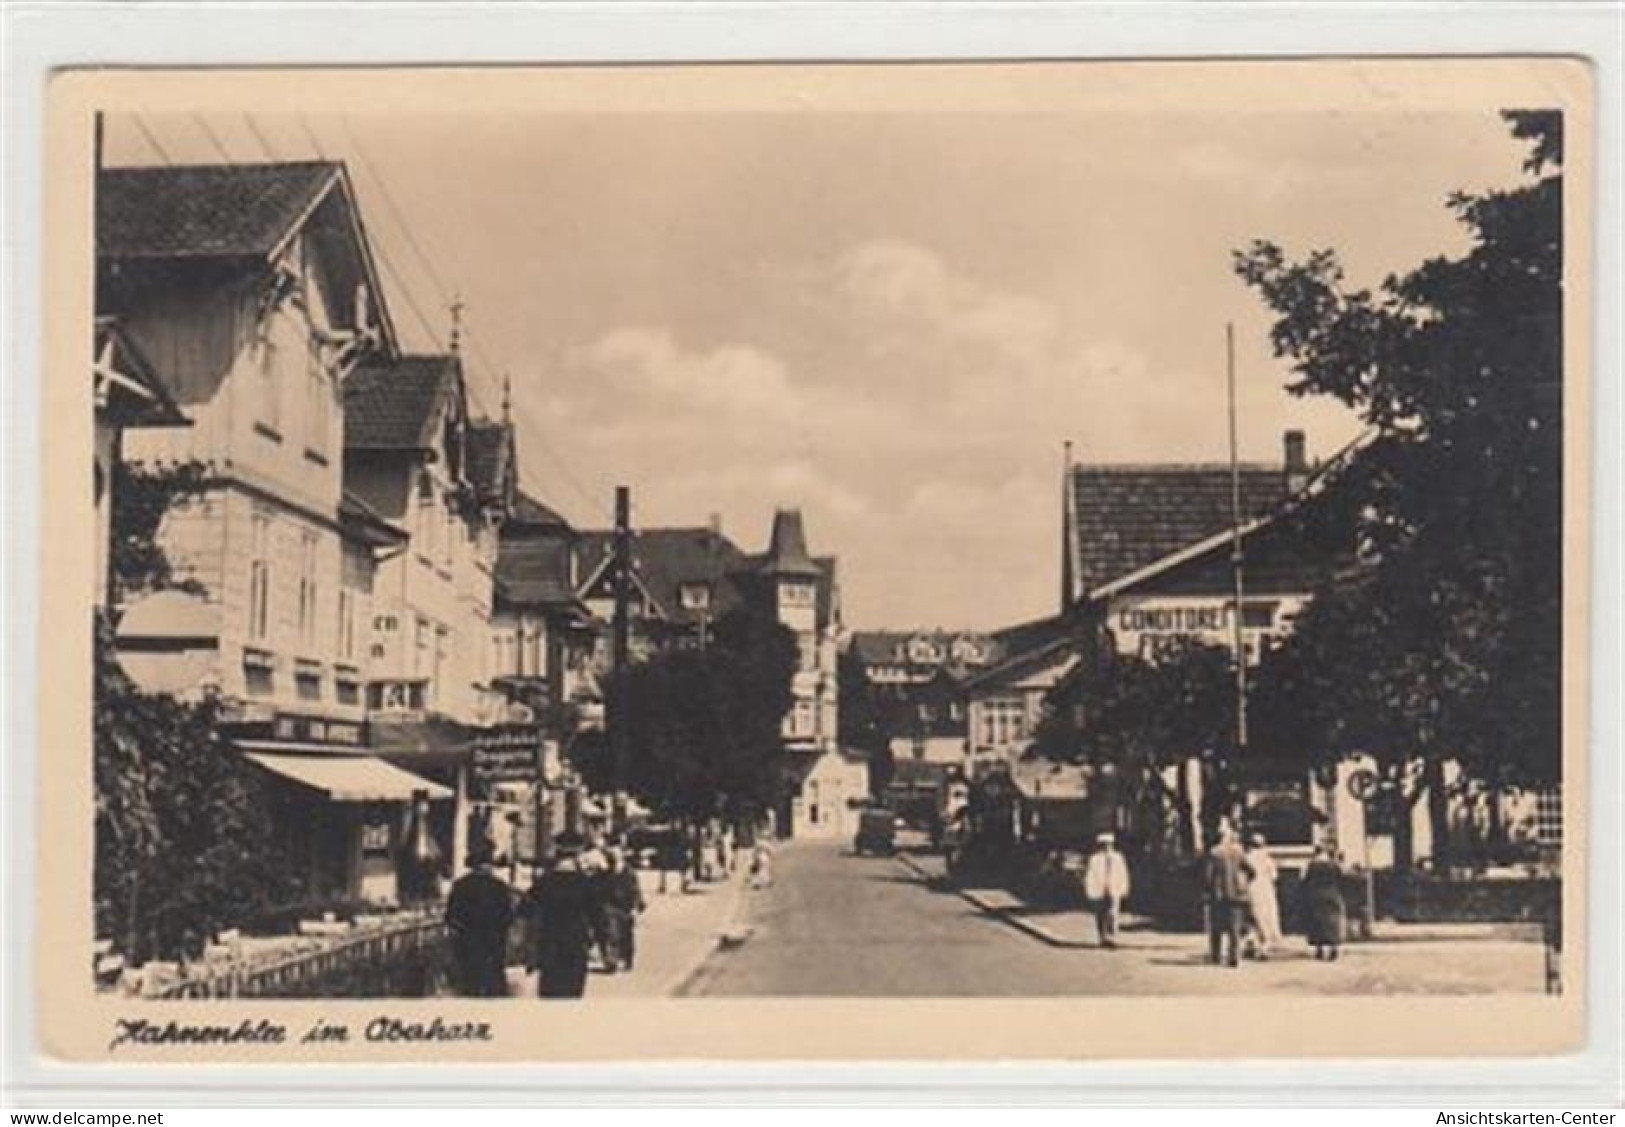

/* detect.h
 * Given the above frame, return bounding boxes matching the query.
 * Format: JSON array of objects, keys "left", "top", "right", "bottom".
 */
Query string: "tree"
[
  {"left": 97, "top": 458, "right": 298, "bottom": 962},
  {"left": 95, "top": 617, "right": 297, "bottom": 963},
  {"left": 605, "top": 606, "right": 797, "bottom": 825},
  {"left": 1234, "top": 111, "right": 1563, "bottom": 866},
  {"left": 108, "top": 460, "right": 209, "bottom": 601},
  {"left": 1033, "top": 631, "right": 1236, "bottom": 853}
]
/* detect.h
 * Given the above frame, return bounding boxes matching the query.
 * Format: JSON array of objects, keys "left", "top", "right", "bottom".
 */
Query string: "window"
[
  {"left": 432, "top": 626, "right": 450, "bottom": 707},
  {"left": 1535, "top": 787, "right": 1562, "bottom": 847},
  {"left": 797, "top": 632, "right": 818, "bottom": 672},
  {"left": 979, "top": 698, "right": 1027, "bottom": 748},
  {"left": 789, "top": 698, "right": 816, "bottom": 737},
  {"left": 780, "top": 582, "right": 815, "bottom": 608},
  {"left": 679, "top": 583, "right": 711, "bottom": 611},
  {"left": 414, "top": 617, "right": 430, "bottom": 677},
  {"left": 338, "top": 587, "right": 357, "bottom": 663},
  {"left": 248, "top": 513, "right": 272, "bottom": 641},
  {"left": 442, "top": 506, "right": 455, "bottom": 569},
  {"left": 296, "top": 531, "right": 318, "bottom": 651},
  {"left": 304, "top": 342, "right": 329, "bottom": 456},
  {"left": 254, "top": 331, "right": 281, "bottom": 434},
  {"left": 416, "top": 477, "right": 436, "bottom": 559}
]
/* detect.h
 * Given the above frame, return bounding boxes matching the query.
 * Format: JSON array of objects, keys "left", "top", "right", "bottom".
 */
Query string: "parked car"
[{"left": 854, "top": 809, "right": 898, "bottom": 856}]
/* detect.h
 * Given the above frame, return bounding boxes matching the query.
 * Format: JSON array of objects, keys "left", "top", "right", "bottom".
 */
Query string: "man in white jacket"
[{"left": 1083, "top": 832, "right": 1132, "bottom": 949}]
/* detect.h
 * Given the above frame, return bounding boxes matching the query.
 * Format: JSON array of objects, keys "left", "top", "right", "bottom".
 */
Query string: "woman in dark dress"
[{"left": 1301, "top": 845, "right": 1348, "bottom": 961}]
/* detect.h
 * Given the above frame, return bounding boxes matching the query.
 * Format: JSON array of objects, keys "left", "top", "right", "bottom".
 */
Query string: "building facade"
[{"left": 102, "top": 161, "right": 448, "bottom": 906}]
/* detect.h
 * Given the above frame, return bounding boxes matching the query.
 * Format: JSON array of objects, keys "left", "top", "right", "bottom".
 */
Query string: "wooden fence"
[{"left": 157, "top": 918, "right": 448, "bottom": 999}]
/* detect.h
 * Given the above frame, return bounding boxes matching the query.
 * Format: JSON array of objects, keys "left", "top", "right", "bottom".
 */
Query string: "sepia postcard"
[{"left": 34, "top": 57, "right": 1592, "bottom": 1064}]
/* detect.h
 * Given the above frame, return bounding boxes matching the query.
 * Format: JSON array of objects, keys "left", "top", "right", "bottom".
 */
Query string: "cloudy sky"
[{"left": 107, "top": 99, "right": 1534, "bottom": 629}]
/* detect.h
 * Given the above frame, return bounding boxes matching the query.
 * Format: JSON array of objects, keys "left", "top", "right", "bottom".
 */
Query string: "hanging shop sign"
[{"left": 471, "top": 724, "right": 545, "bottom": 786}]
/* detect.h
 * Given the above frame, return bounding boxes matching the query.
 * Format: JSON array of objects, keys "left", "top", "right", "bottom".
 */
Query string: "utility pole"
[
  {"left": 609, "top": 486, "right": 632, "bottom": 811},
  {"left": 1226, "top": 323, "right": 1250, "bottom": 757}
]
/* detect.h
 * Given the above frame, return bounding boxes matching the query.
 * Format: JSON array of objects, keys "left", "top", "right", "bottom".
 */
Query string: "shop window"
[
  {"left": 979, "top": 698, "right": 1026, "bottom": 747},
  {"left": 1535, "top": 787, "right": 1562, "bottom": 846}
]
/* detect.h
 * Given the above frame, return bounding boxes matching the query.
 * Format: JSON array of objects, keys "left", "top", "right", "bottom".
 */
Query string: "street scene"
[{"left": 90, "top": 87, "right": 1564, "bottom": 1002}]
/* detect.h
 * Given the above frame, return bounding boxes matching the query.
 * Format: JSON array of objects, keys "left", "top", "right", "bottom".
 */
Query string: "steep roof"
[
  {"left": 757, "top": 508, "right": 823, "bottom": 578},
  {"left": 510, "top": 490, "right": 572, "bottom": 531},
  {"left": 97, "top": 161, "right": 340, "bottom": 260},
  {"left": 343, "top": 355, "right": 459, "bottom": 451},
  {"left": 464, "top": 420, "right": 513, "bottom": 505},
  {"left": 578, "top": 527, "right": 753, "bottom": 626},
  {"left": 1071, "top": 464, "right": 1289, "bottom": 597}
]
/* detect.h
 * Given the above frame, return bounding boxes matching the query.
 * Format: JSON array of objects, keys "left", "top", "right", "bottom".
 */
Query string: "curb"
[
  {"left": 665, "top": 871, "right": 754, "bottom": 998},
  {"left": 895, "top": 852, "right": 1094, "bottom": 950}
]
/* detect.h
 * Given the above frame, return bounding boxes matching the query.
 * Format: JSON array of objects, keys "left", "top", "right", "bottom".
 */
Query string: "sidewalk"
[
  {"left": 505, "top": 866, "right": 749, "bottom": 999},
  {"left": 896, "top": 850, "right": 1551, "bottom": 994}
]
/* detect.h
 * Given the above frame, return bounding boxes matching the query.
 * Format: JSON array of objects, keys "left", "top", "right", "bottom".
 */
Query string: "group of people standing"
[
  {"left": 1203, "top": 825, "right": 1349, "bottom": 966},
  {"left": 1077, "top": 825, "right": 1350, "bottom": 964},
  {"left": 442, "top": 831, "right": 647, "bottom": 1000}
]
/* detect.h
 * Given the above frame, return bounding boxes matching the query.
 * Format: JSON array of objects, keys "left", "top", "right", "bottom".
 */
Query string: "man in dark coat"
[
  {"left": 602, "top": 846, "right": 647, "bottom": 971},
  {"left": 444, "top": 841, "right": 514, "bottom": 997},
  {"left": 521, "top": 832, "right": 598, "bottom": 999},
  {"left": 1203, "top": 824, "right": 1255, "bottom": 968}
]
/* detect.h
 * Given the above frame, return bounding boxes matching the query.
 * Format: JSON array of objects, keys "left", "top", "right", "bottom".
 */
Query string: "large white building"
[{"left": 102, "top": 161, "right": 449, "bottom": 905}]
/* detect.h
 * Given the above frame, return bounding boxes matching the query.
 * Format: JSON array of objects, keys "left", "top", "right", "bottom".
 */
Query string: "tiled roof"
[
  {"left": 578, "top": 527, "right": 753, "bottom": 626},
  {"left": 343, "top": 355, "right": 458, "bottom": 451},
  {"left": 510, "top": 490, "right": 572, "bottom": 531},
  {"left": 1072, "top": 464, "right": 1289, "bottom": 596},
  {"left": 464, "top": 420, "right": 512, "bottom": 502},
  {"left": 97, "top": 162, "right": 339, "bottom": 260}
]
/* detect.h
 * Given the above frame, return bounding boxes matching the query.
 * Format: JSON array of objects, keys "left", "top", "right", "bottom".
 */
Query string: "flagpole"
[{"left": 1227, "top": 323, "right": 1249, "bottom": 755}]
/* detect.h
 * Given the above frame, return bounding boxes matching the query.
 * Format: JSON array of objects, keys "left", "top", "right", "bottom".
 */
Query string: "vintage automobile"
[{"left": 853, "top": 808, "right": 899, "bottom": 856}]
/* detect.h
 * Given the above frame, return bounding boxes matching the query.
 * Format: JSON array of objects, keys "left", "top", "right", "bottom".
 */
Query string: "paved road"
[{"left": 680, "top": 841, "right": 1545, "bottom": 997}]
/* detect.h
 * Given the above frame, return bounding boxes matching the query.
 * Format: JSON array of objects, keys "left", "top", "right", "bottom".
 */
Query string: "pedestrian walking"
[
  {"left": 1244, "top": 831, "right": 1283, "bottom": 959},
  {"left": 521, "top": 832, "right": 598, "bottom": 999},
  {"left": 604, "top": 846, "right": 647, "bottom": 971},
  {"left": 749, "top": 837, "right": 774, "bottom": 890},
  {"left": 1301, "top": 844, "right": 1348, "bottom": 961},
  {"left": 443, "top": 841, "right": 514, "bottom": 997},
  {"left": 1203, "top": 823, "right": 1254, "bottom": 968},
  {"left": 1083, "top": 831, "right": 1131, "bottom": 949}
]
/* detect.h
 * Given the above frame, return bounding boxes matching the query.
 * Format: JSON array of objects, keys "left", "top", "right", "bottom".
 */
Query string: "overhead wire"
[
  {"left": 130, "top": 113, "right": 173, "bottom": 165},
  {"left": 191, "top": 114, "right": 236, "bottom": 164}
]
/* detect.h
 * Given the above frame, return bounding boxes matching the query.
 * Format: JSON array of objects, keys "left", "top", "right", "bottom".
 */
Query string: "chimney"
[
  {"left": 708, "top": 512, "right": 722, "bottom": 539},
  {"left": 1283, "top": 430, "right": 1309, "bottom": 493}
]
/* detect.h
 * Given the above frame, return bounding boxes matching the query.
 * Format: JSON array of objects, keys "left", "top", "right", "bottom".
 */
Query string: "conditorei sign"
[{"left": 1108, "top": 594, "right": 1305, "bottom": 664}]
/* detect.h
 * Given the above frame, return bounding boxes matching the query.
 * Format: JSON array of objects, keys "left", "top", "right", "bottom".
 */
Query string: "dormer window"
[{"left": 679, "top": 582, "right": 712, "bottom": 611}]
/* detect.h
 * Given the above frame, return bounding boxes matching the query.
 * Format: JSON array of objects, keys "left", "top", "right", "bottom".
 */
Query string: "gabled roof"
[
  {"left": 97, "top": 160, "right": 398, "bottom": 355},
  {"left": 464, "top": 420, "right": 513, "bottom": 506},
  {"left": 1071, "top": 464, "right": 1289, "bottom": 599},
  {"left": 577, "top": 527, "right": 753, "bottom": 626},
  {"left": 343, "top": 354, "right": 460, "bottom": 452},
  {"left": 963, "top": 614, "right": 1082, "bottom": 694},
  {"left": 339, "top": 490, "right": 409, "bottom": 548},
  {"left": 510, "top": 490, "right": 572, "bottom": 531},
  {"left": 98, "top": 161, "right": 339, "bottom": 260}
]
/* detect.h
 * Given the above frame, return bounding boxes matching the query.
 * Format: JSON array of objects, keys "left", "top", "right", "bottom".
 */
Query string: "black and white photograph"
[{"left": 35, "top": 56, "right": 1593, "bottom": 1063}]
